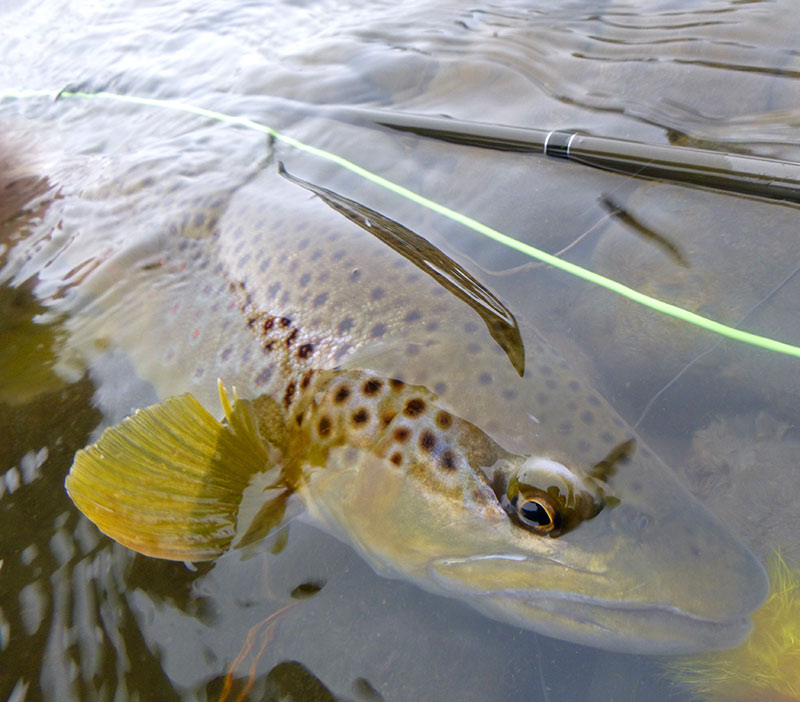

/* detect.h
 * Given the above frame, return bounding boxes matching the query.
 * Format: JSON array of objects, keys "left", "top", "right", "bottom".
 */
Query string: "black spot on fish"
[
  {"left": 404, "top": 310, "right": 421, "bottom": 323},
  {"left": 371, "top": 287, "right": 385, "bottom": 301},
  {"left": 479, "top": 372, "right": 493, "bottom": 385},
  {"left": 390, "top": 452, "right": 403, "bottom": 466},
  {"left": 390, "top": 378, "right": 405, "bottom": 391},
  {"left": 419, "top": 430, "right": 436, "bottom": 452},
  {"left": 352, "top": 408, "right": 369, "bottom": 424},
  {"left": 558, "top": 422, "right": 573, "bottom": 436},
  {"left": 334, "top": 386, "right": 351, "bottom": 403},
  {"left": 284, "top": 381, "right": 297, "bottom": 408},
  {"left": 581, "top": 410, "right": 595, "bottom": 425},
  {"left": 280, "top": 317, "right": 292, "bottom": 328},
  {"left": 268, "top": 282, "right": 281, "bottom": 298},
  {"left": 313, "top": 292, "right": 328, "bottom": 308},
  {"left": 394, "top": 427, "right": 411, "bottom": 442},
  {"left": 381, "top": 411, "right": 396, "bottom": 426},
  {"left": 371, "top": 324, "right": 386, "bottom": 338},
  {"left": 300, "top": 369, "right": 314, "bottom": 390},
  {"left": 425, "top": 322, "right": 439, "bottom": 332},
  {"left": 568, "top": 380, "right": 580, "bottom": 392},
  {"left": 318, "top": 416, "right": 331, "bottom": 438},
  {"left": 404, "top": 398, "right": 426, "bottom": 417},
  {"left": 298, "top": 343, "right": 313, "bottom": 359},
  {"left": 546, "top": 379, "right": 558, "bottom": 390},
  {"left": 285, "top": 329, "right": 298, "bottom": 347},
  {"left": 440, "top": 450, "right": 457, "bottom": 471},
  {"left": 434, "top": 382, "right": 447, "bottom": 395},
  {"left": 264, "top": 341, "right": 275, "bottom": 352},
  {"left": 436, "top": 411, "right": 452, "bottom": 429},
  {"left": 337, "top": 318, "right": 353, "bottom": 335},
  {"left": 264, "top": 317, "right": 275, "bottom": 331},
  {"left": 363, "top": 379, "right": 382, "bottom": 395},
  {"left": 299, "top": 272, "right": 311, "bottom": 287}
]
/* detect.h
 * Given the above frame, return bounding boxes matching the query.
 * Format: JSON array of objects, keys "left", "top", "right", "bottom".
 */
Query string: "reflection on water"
[{"left": 2, "top": 0, "right": 800, "bottom": 700}]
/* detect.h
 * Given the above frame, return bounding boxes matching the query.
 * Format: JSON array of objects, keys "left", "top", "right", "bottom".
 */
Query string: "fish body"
[{"left": 17, "top": 146, "right": 766, "bottom": 654}]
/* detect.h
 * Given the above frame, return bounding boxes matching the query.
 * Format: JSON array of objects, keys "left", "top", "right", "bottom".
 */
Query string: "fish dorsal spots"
[
  {"left": 419, "top": 430, "right": 436, "bottom": 453},
  {"left": 318, "top": 415, "right": 332, "bottom": 438},
  {"left": 394, "top": 427, "right": 411, "bottom": 442},
  {"left": 440, "top": 449, "right": 457, "bottom": 471},
  {"left": 351, "top": 408, "right": 369, "bottom": 425},
  {"left": 362, "top": 378, "right": 382, "bottom": 395},
  {"left": 435, "top": 411, "right": 452, "bottom": 429},
  {"left": 403, "top": 398, "right": 426, "bottom": 417}
]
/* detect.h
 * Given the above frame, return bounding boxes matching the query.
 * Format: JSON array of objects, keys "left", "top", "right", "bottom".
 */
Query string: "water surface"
[{"left": 2, "top": 0, "right": 800, "bottom": 700}]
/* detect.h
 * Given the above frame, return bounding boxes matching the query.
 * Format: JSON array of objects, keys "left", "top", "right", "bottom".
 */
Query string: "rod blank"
[{"left": 332, "top": 106, "right": 800, "bottom": 204}]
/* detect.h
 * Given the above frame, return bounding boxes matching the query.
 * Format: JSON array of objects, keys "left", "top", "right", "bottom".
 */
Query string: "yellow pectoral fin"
[{"left": 65, "top": 385, "right": 284, "bottom": 562}]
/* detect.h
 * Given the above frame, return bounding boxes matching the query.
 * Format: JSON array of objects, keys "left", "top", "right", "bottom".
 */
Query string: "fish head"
[{"left": 298, "top": 367, "right": 768, "bottom": 655}]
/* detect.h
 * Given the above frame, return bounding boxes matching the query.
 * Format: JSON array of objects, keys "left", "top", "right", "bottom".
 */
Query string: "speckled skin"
[{"left": 35, "top": 163, "right": 768, "bottom": 653}]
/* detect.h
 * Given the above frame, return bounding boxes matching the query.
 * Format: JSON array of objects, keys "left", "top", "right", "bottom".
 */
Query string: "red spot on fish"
[
  {"left": 192, "top": 328, "right": 202, "bottom": 338},
  {"left": 179, "top": 262, "right": 185, "bottom": 272},
  {"left": 170, "top": 303, "right": 179, "bottom": 315}
]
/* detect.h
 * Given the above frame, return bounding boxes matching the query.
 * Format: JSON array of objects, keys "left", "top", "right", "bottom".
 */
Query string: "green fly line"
[{"left": 3, "top": 86, "right": 800, "bottom": 359}]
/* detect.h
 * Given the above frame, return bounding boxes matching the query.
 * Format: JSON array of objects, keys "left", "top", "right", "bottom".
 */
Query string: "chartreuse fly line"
[{"left": 3, "top": 86, "right": 800, "bottom": 359}]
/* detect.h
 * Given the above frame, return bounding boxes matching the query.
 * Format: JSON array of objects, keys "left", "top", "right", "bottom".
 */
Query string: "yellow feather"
[{"left": 667, "top": 551, "right": 800, "bottom": 702}]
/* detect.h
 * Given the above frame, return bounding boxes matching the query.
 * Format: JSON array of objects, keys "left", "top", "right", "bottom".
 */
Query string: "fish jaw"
[
  {"left": 427, "top": 508, "right": 767, "bottom": 655},
  {"left": 300, "top": 440, "right": 768, "bottom": 655},
  {"left": 435, "top": 577, "right": 756, "bottom": 655}
]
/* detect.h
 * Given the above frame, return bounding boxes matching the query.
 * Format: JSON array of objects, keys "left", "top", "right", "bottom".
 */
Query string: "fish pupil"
[{"left": 520, "top": 500, "right": 551, "bottom": 527}]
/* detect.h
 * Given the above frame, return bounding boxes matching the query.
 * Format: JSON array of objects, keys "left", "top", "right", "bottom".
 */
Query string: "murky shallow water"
[{"left": 2, "top": 0, "right": 800, "bottom": 700}]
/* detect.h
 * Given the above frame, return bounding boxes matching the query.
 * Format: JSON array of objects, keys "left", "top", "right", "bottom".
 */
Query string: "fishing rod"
[
  {"left": 329, "top": 106, "right": 800, "bottom": 204},
  {"left": 3, "top": 87, "right": 800, "bottom": 359}
]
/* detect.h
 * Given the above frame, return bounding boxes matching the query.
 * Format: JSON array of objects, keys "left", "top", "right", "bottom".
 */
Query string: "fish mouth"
[{"left": 429, "top": 553, "right": 760, "bottom": 655}]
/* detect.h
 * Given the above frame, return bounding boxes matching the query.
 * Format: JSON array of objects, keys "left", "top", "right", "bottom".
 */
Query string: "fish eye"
[{"left": 517, "top": 495, "right": 558, "bottom": 534}]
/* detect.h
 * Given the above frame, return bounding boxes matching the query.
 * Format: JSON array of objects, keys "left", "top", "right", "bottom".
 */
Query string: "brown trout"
[{"left": 10, "top": 142, "right": 765, "bottom": 655}]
